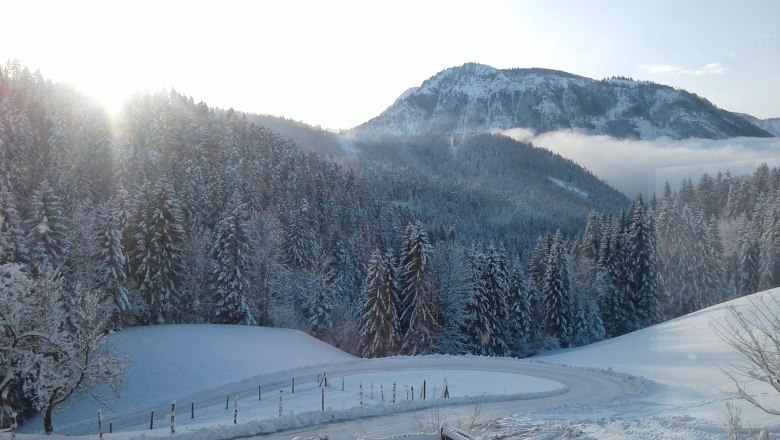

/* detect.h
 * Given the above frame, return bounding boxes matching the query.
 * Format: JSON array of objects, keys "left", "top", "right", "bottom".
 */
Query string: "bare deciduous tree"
[{"left": 714, "top": 293, "right": 780, "bottom": 416}]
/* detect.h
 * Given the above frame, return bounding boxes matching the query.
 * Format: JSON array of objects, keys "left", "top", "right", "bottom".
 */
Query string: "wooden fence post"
[
  {"left": 170, "top": 401, "right": 175, "bottom": 434},
  {"left": 150, "top": 410, "right": 154, "bottom": 430}
]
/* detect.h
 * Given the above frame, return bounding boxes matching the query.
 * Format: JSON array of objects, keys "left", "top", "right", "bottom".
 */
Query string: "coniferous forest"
[{"left": 2, "top": 62, "right": 780, "bottom": 427}]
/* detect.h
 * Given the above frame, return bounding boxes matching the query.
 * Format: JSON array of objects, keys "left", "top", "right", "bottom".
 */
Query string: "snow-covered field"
[{"left": 15, "top": 288, "right": 780, "bottom": 440}]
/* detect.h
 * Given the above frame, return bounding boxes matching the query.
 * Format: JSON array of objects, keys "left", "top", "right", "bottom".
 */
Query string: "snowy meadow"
[{"left": 13, "top": 287, "right": 780, "bottom": 439}]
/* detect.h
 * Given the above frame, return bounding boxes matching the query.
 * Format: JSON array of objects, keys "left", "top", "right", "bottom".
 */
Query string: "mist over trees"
[{"left": 2, "top": 62, "right": 779, "bottom": 430}]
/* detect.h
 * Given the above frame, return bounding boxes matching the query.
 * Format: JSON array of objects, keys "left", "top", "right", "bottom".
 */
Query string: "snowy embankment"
[{"left": 498, "top": 287, "right": 780, "bottom": 439}]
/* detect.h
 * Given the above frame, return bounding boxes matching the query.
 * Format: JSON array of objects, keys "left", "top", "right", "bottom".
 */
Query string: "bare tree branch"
[{"left": 714, "top": 293, "right": 780, "bottom": 416}]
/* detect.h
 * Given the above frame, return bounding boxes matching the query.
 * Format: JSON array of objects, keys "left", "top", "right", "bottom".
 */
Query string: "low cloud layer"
[
  {"left": 501, "top": 128, "right": 780, "bottom": 197},
  {"left": 638, "top": 62, "right": 725, "bottom": 76}
]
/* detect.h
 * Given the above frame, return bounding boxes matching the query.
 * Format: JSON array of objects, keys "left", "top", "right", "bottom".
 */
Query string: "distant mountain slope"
[
  {"left": 356, "top": 63, "right": 772, "bottom": 140},
  {"left": 248, "top": 113, "right": 346, "bottom": 156},
  {"left": 736, "top": 113, "right": 780, "bottom": 137},
  {"left": 350, "top": 132, "right": 630, "bottom": 236}
]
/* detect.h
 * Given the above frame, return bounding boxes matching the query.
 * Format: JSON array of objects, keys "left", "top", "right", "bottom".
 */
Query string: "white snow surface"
[
  {"left": 548, "top": 177, "right": 588, "bottom": 199},
  {"left": 14, "top": 288, "right": 780, "bottom": 440}
]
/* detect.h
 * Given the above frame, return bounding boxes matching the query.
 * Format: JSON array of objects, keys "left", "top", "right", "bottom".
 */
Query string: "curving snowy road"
[
  {"left": 47, "top": 356, "right": 641, "bottom": 439},
  {"left": 239, "top": 357, "right": 639, "bottom": 440}
]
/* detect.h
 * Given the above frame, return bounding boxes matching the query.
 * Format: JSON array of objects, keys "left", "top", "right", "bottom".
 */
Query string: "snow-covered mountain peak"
[{"left": 357, "top": 63, "right": 773, "bottom": 140}]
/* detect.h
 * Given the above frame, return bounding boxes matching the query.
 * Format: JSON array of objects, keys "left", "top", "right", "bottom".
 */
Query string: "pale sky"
[{"left": 3, "top": 0, "right": 778, "bottom": 129}]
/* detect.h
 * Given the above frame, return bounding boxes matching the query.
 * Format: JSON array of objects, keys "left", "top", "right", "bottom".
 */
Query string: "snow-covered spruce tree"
[
  {"left": 26, "top": 179, "right": 69, "bottom": 274},
  {"left": 0, "top": 175, "right": 28, "bottom": 265},
  {"left": 654, "top": 195, "right": 682, "bottom": 320},
  {"left": 0, "top": 98, "right": 36, "bottom": 197},
  {"left": 429, "top": 241, "right": 470, "bottom": 355},
  {"left": 64, "top": 201, "right": 101, "bottom": 297},
  {"left": 575, "top": 210, "right": 603, "bottom": 264},
  {"left": 736, "top": 218, "right": 761, "bottom": 296},
  {"left": 599, "top": 214, "right": 634, "bottom": 337},
  {"left": 323, "top": 238, "right": 360, "bottom": 333},
  {"left": 624, "top": 196, "right": 660, "bottom": 330},
  {"left": 463, "top": 246, "right": 491, "bottom": 354},
  {"left": 113, "top": 187, "right": 135, "bottom": 276},
  {"left": 677, "top": 206, "right": 719, "bottom": 314},
  {"left": 399, "top": 222, "right": 439, "bottom": 355},
  {"left": 463, "top": 244, "right": 511, "bottom": 356},
  {"left": 282, "top": 198, "right": 317, "bottom": 270},
  {"left": 248, "top": 212, "right": 287, "bottom": 327},
  {"left": 528, "top": 232, "right": 553, "bottom": 290},
  {"left": 483, "top": 244, "right": 511, "bottom": 356},
  {"left": 507, "top": 265, "right": 533, "bottom": 356},
  {"left": 358, "top": 249, "right": 399, "bottom": 358},
  {"left": 541, "top": 231, "right": 575, "bottom": 346},
  {"left": 488, "top": 245, "right": 512, "bottom": 356},
  {"left": 302, "top": 253, "right": 334, "bottom": 339},
  {"left": 307, "top": 277, "right": 334, "bottom": 339},
  {"left": 758, "top": 191, "right": 780, "bottom": 290},
  {"left": 95, "top": 198, "right": 132, "bottom": 326},
  {"left": 132, "top": 179, "right": 185, "bottom": 324},
  {"left": 209, "top": 192, "right": 257, "bottom": 325}
]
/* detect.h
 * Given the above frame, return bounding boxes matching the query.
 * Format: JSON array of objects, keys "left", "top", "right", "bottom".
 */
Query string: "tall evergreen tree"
[
  {"left": 576, "top": 210, "right": 602, "bottom": 263},
  {"left": 399, "top": 222, "right": 438, "bottom": 355},
  {"left": 282, "top": 198, "right": 316, "bottom": 270},
  {"left": 483, "top": 244, "right": 511, "bottom": 356},
  {"left": 209, "top": 192, "right": 256, "bottom": 325},
  {"left": 306, "top": 274, "right": 333, "bottom": 339},
  {"left": 758, "top": 191, "right": 780, "bottom": 289},
  {"left": 541, "top": 231, "right": 575, "bottom": 346},
  {"left": 464, "top": 247, "right": 491, "bottom": 354},
  {"left": 95, "top": 199, "right": 131, "bottom": 325},
  {"left": 507, "top": 265, "right": 533, "bottom": 356},
  {"left": 624, "top": 196, "right": 659, "bottom": 329},
  {"left": 358, "top": 249, "right": 399, "bottom": 358},
  {"left": 736, "top": 219, "right": 760, "bottom": 297},
  {"left": 133, "top": 180, "right": 185, "bottom": 324},
  {"left": 27, "top": 180, "right": 68, "bottom": 274},
  {"left": 0, "top": 175, "right": 27, "bottom": 265},
  {"left": 428, "top": 241, "right": 470, "bottom": 355},
  {"left": 599, "top": 215, "right": 633, "bottom": 337}
]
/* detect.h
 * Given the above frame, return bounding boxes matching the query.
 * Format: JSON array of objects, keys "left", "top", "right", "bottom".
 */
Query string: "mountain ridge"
[{"left": 356, "top": 62, "right": 773, "bottom": 140}]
